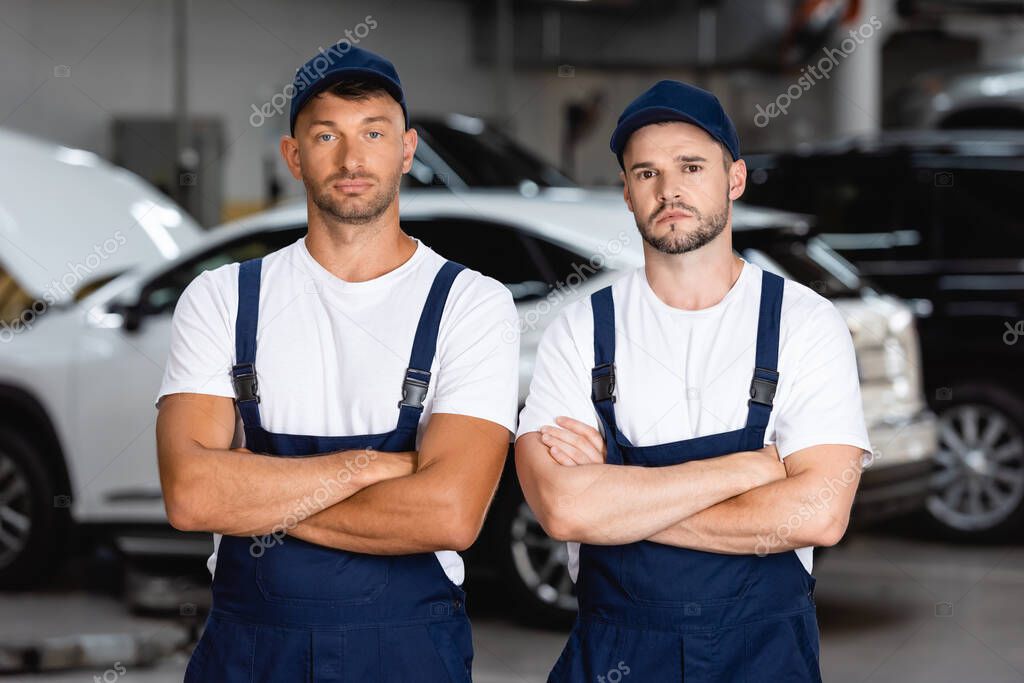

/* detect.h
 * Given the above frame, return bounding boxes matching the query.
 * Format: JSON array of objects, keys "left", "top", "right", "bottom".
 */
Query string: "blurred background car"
[
  {"left": 743, "top": 130, "right": 1024, "bottom": 539},
  {"left": 0, "top": 127, "right": 202, "bottom": 589},
  {"left": 887, "top": 58, "right": 1024, "bottom": 130}
]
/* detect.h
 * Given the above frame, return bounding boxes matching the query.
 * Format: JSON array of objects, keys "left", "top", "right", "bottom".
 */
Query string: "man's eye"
[
  {"left": 638, "top": 170, "right": 655, "bottom": 179},
  {"left": 318, "top": 133, "right": 335, "bottom": 142},
  {"left": 368, "top": 131, "right": 383, "bottom": 139},
  {"left": 685, "top": 165, "right": 702, "bottom": 173}
]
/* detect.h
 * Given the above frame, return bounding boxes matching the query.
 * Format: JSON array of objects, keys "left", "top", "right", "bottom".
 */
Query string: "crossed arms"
[
  {"left": 515, "top": 416, "right": 863, "bottom": 554},
  {"left": 156, "top": 393, "right": 509, "bottom": 554}
]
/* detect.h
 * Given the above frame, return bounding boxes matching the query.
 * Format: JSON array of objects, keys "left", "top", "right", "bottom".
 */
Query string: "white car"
[
  {"left": 0, "top": 138, "right": 936, "bottom": 621},
  {"left": 0, "top": 128, "right": 202, "bottom": 585}
]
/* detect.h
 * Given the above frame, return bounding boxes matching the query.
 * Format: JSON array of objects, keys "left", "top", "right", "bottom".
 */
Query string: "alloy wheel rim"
[
  {"left": 0, "top": 452, "right": 32, "bottom": 569},
  {"left": 927, "top": 403, "right": 1024, "bottom": 531},
  {"left": 509, "top": 501, "right": 577, "bottom": 612}
]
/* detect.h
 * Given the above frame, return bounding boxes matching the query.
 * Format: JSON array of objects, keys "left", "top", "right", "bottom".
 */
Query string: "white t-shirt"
[
  {"left": 157, "top": 236, "right": 520, "bottom": 585},
  {"left": 515, "top": 260, "right": 872, "bottom": 580}
]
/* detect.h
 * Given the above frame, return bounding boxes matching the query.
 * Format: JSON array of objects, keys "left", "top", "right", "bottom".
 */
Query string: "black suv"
[{"left": 743, "top": 130, "right": 1024, "bottom": 539}]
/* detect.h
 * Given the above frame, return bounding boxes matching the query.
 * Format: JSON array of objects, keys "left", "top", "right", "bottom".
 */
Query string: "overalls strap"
[
  {"left": 231, "top": 257, "right": 263, "bottom": 429},
  {"left": 744, "top": 270, "right": 785, "bottom": 435},
  {"left": 395, "top": 260, "right": 467, "bottom": 431},
  {"left": 230, "top": 257, "right": 466, "bottom": 434},
  {"left": 589, "top": 286, "right": 623, "bottom": 462}
]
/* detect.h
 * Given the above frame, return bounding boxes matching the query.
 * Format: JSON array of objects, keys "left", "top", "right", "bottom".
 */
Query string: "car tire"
[
  {"left": 923, "top": 384, "right": 1024, "bottom": 540},
  {"left": 491, "top": 472, "right": 577, "bottom": 628},
  {"left": 0, "top": 425, "right": 69, "bottom": 588}
]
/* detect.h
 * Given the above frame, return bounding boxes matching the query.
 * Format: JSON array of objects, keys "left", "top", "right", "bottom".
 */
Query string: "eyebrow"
[
  {"left": 309, "top": 115, "right": 393, "bottom": 128},
  {"left": 629, "top": 154, "right": 708, "bottom": 171}
]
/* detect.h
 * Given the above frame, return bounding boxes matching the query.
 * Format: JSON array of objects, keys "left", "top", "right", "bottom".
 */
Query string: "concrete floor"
[{"left": 2, "top": 530, "right": 1022, "bottom": 682}]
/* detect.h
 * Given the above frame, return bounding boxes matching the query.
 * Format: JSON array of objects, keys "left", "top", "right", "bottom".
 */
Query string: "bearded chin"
[
  {"left": 306, "top": 176, "right": 399, "bottom": 225},
  {"left": 639, "top": 202, "right": 730, "bottom": 255}
]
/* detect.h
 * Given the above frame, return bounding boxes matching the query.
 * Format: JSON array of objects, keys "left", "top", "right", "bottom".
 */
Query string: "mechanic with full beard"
[{"left": 516, "top": 80, "right": 871, "bottom": 682}]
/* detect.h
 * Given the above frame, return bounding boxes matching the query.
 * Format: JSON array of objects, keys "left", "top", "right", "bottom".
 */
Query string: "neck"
[
  {"left": 303, "top": 198, "right": 416, "bottom": 282},
  {"left": 642, "top": 230, "right": 743, "bottom": 311}
]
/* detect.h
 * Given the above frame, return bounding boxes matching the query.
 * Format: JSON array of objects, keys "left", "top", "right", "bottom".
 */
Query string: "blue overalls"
[
  {"left": 184, "top": 257, "right": 474, "bottom": 683},
  {"left": 549, "top": 270, "right": 822, "bottom": 682}
]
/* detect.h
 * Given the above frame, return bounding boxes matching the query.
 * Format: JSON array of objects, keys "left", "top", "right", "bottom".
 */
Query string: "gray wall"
[{"left": 0, "top": 0, "right": 956, "bottom": 211}]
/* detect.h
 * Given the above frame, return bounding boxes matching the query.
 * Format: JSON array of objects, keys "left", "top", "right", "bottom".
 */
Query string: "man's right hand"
[
  {"left": 743, "top": 443, "right": 786, "bottom": 487},
  {"left": 371, "top": 449, "right": 418, "bottom": 480}
]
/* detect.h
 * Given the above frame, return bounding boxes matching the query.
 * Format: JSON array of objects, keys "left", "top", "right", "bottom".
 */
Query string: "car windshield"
[
  {"left": 412, "top": 116, "right": 577, "bottom": 189},
  {"left": 737, "top": 234, "right": 863, "bottom": 297}
]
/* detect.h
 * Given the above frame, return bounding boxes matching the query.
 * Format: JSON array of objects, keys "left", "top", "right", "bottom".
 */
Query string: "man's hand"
[
  {"left": 393, "top": 450, "right": 419, "bottom": 473},
  {"left": 648, "top": 443, "right": 864, "bottom": 553},
  {"left": 746, "top": 444, "right": 787, "bottom": 487},
  {"left": 156, "top": 393, "right": 413, "bottom": 536},
  {"left": 538, "top": 416, "right": 607, "bottom": 465},
  {"left": 536, "top": 418, "right": 784, "bottom": 491},
  {"left": 286, "top": 414, "right": 510, "bottom": 554}
]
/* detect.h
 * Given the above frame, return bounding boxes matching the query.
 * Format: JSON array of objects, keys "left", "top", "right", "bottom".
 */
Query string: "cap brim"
[
  {"left": 611, "top": 106, "right": 733, "bottom": 164},
  {"left": 290, "top": 68, "right": 407, "bottom": 134}
]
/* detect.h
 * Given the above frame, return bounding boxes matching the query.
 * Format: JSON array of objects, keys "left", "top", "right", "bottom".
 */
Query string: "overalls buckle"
[
  {"left": 231, "top": 363, "right": 260, "bottom": 403},
  {"left": 398, "top": 369, "right": 431, "bottom": 409},
  {"left": 591, "top": 362, "right": 616, "bottom": 403}
]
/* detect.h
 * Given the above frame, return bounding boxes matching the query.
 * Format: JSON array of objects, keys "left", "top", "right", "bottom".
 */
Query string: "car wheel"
[
  {"left": 925, "top": 387, "right": 1024, "bottom": 539},
  {"left": 492, "top": 479, "right": 577, "bottom": 627},
  {"left": 0, "top": 426, "right": 67, "bottom": 587}
]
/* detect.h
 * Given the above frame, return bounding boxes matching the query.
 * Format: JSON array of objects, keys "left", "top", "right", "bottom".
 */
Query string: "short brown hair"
[{"left": 317, "top": 79, "right": 406, "bottom": 128}]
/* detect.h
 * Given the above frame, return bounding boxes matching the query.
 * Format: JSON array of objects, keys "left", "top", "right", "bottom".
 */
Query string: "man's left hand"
[{"left": 539, "top": 416, "right": 607, "bottom": 466}]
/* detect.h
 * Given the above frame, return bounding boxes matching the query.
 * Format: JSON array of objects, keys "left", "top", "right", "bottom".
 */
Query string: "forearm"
[
  {"left": 287, "top": 460, "right": 482, "bottom": 554},
  {"left": 649, "top": 472, "right": 844, "bottom": 554},
  {"left": 522, "top": 446, "right": 775, "bottom": 545},
  {"left": 163, "top": 446, "right": 389, "bottom": 536}
]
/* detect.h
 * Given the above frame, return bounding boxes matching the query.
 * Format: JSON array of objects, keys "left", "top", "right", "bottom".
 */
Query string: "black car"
[{"left": 743, "top": 129, "right": 1024, "bottom": 539}]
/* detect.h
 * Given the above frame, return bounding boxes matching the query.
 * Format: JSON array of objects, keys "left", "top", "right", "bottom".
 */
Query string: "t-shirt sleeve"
[
  {"left": 155, "top": 269, "right": 236, "bottom": 408},
  {"left": 429, "top": 274, "right": 521, "bottom": 434},
  {"left": 773, "top": 299, "right": 873, "bottom": 459},
  {"left": 515, "top": 303, "right": 600, "bottom": 441}
]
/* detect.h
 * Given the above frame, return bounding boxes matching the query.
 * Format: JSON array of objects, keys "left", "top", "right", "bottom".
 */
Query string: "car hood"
[{"left": 0, "top": 128, "right": 203, "bottom": 304}]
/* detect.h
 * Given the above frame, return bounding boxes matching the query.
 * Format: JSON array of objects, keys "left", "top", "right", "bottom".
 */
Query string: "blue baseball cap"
[
  {"left": 288, "top": 44, "right": 408, "bottom": 135},
  {"left": 610, "top": 80, "right": 740, "bottom": 168}
]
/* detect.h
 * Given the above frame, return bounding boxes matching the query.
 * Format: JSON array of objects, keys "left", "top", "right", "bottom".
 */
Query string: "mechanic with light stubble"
[
  {"left": 155, "top": 44, "right": 518, "bottom": 682},
  {"left": 515, "top": 81, "right": 872, "bottom": 682}
]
